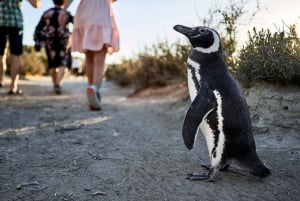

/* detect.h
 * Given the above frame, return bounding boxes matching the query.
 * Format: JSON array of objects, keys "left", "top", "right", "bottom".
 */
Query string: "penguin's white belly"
[
  {"left": 200, "top": 118, "right": 215, "bottom": 159},
  {"left": 199, "top": 90, "right": 225, "bottom": 168}
]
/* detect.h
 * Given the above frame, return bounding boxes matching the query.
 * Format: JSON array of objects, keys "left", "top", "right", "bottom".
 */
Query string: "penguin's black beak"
[{"left": 173, "top": 25, "right": 193, "bottom": 36}]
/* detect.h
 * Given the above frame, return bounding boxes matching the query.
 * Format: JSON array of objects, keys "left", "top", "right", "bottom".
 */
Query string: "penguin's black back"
[{"left": 189, "top": 50, "right": 267, "bottom": 170}]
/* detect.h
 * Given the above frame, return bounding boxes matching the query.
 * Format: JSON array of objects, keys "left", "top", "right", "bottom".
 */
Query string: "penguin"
[{"left": 173, "top": 25, "right": 270, "bottom": 182}]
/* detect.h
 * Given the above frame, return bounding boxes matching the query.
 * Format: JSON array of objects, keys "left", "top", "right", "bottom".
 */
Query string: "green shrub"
[
  {"left": 21, "top": 49, "right": 46, "bottom": 76},
  {"left": 106, "top": 63, "right": 132, "bottom": 87},
  {"left": 5, "top": 45, "right": 47, "bottom": 76},
  {"left": 107, "top": 40, "right": 190, "bottom": 92},
  {"left": 237, "top": 26, "right": 300, "bottom": 86}
]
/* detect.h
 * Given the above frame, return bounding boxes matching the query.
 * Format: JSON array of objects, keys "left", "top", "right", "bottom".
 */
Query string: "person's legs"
[
  {"left": 92, "top": 48, "right": 107, "bottom": 88},
  {"left": 49, "top": 66, "right": 65, "bottom": 94},
  {"left": 0, "top": 55, "right": 5, "bottom": 86},
  {"left": 49, "top": 68, "right": 56, "bottom": 86},
  {"left": 8, "top": 27, "right": 23, "bottom": 94},
  {"left": 0, "top": 27, "right": 7, "bottom": 87},
  {"left": 9, "top": 54, "right": 21, "bottom": 92},
  {"left": 55, "top": 66, "right": 65, "bottom": 86},
  {"left": 84, "top": 51, "right": 94, "bottom": 86},
  {"left": 84, "top": 48, "right": 107, "bottom": 110}
]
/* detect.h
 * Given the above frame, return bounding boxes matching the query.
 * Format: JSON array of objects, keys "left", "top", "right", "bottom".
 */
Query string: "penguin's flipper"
[{"left": 182, "top": 87, "right": 216, "bottom": 149}]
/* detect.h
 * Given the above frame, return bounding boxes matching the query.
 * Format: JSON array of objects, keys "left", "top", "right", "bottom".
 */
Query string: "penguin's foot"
[
  {"left": 186, "top": 172, "right": 209, "bottom": 181},
  {"left": 202, "top": 164, "right": 230, "bottom": 172},
  {"left": 202, "top": 164, "right": 248, "bottom": 177},
  {"left": 207, "top": 168, "right": 220, "bottom": 182},
  {"left": 186, "top": 168, "right": 220, "bottom": 182}
]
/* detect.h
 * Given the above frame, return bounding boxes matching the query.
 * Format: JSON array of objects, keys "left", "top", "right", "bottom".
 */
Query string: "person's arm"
[
  {"left": 27, "top": 0, "right": 42, "bottom": 8},
  {"left": 33, "top": 14, "right": 46, "bottom": 51},
  {"left": 63, "top": 0, "right": 74, "bottom": 10}
]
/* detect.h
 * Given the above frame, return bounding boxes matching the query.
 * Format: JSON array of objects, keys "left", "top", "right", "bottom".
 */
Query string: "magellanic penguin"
[{"left": 173, "top": 25, "right": 270, "bottom": 182}]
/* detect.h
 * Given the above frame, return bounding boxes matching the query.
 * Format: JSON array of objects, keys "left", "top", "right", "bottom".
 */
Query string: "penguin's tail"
[{"left": 249, "top": 156, "right": 271, "bottom": 178}]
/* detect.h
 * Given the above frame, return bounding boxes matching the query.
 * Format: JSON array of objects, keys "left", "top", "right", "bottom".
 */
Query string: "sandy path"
[{"left": 0, "top": 76, "right": 299, "bottom": 201}]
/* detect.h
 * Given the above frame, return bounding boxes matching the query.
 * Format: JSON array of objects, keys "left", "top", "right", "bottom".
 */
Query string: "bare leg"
[
  {"left": 55, "top": 66, "right": 65, "bottom": 85},
  {"left": 92, "top": 48, "right": 107, "bottom": 88},
  {"left": 0, "top": 47, "right": 8, "bottom": 86},
  {"left": 49, "top": 68, "right": 56, "bottom": 85},
  {"left": 84, "top": 47, "right": 107, "bottom": 110},
  {"left": 10, "top": 54, "right": 21, "bottom": 92},
  {"left": 49, "top": 67, "right": 65, "bottom": 94},
  {"left": 84, "top": 51, "right": 94, "bottom": 86},
  {"left": 0, "top": 55, "right": 5, "bottom": 85}
]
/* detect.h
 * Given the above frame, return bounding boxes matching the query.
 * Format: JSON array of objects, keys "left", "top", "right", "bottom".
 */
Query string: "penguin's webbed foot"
[
  {"left": 186, "top": 172, "right": 209, "bottom": 181},
  {"left": 202, "top": 163, "right": 230, "bottom": 172},
  {"left": 186, "top": 168, "right": 220, "bottom": 182},
  {"left": 207, "top": 168, "right": 220, "bottom": 182}
]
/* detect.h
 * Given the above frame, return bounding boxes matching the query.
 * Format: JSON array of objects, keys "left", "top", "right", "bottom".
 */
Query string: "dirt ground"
[{"left": 0, "top": 76, "right": 299, "bottom": 201}]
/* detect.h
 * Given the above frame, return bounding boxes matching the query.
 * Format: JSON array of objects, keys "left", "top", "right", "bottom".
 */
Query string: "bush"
[
  {"left": 107, "top": 40, "right": 190, "bottom": 92},
  {"left": 5, "top": 45, "right": 47, "bottom": 76},
  {"left": 106, "top": 63, "right": 132, "bottom": 87},
  {"left": 21, "top": 49, "right": 47, "bottom": 76},
  {"left": 236, "top": 26, "right": 300, "bottom": 86}
]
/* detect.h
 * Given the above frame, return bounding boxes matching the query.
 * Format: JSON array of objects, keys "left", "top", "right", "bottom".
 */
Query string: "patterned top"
[
  {"left": 0, "top": 0, "right": 23, "bottom": 29},
  {"left": 34, "top": 7, "right": 73, "bottom": 68}
]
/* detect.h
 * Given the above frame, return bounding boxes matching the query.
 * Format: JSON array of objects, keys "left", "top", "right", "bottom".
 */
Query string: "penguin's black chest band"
[{"left": 187, "top": 64, "right": 201, "bottom": 92}]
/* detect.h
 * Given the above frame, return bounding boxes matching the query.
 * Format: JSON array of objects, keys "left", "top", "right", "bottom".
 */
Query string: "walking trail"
[{"left": 0, "top": 76, "right": 299, "bottom": 201}]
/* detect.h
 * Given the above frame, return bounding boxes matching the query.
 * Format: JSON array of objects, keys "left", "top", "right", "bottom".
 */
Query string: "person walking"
[
  {"left": 0, "top": 0, "right": 42, "bottom": 94},
  {"left": 0, "top": 47, "right": 7, "bottom": 87},
  {"left": 34, "top": 0, "right": 73, "bottom": 94},
  {"left": 70, "top": 0, "right": 119, "bottom": 110}
]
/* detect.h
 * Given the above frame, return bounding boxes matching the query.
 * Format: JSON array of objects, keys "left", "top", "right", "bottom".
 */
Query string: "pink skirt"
[{"left": 72, "top": 0, "right": 119, "bottom": 54}]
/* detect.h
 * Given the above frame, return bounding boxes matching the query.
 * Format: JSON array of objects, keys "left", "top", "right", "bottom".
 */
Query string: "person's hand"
[{"left": 28, "top": 0, "right": 42, "bottom": 8}]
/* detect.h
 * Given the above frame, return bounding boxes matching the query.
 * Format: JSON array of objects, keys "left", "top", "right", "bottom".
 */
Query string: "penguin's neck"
[
  {"left": 189, "top": 49, "right": 227, "bottom": 71},
  {"left": 189, "top": 49, "right": 223, "bottom": 62}
]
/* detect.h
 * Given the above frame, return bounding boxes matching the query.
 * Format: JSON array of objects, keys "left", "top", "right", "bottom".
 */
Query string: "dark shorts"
[{"left": 0, "top": 26, "right": 23, "bottom": 56}]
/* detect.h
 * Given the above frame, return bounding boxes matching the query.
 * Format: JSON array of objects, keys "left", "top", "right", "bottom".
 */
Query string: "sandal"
[{"left": 8, "top": 89, "right": 23, "bottom": 95}]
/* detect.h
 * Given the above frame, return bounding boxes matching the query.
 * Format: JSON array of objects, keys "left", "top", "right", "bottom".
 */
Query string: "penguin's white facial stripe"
[
  {"left": 211, "top": 90, "right": 225, "bottom": 168},
  {"left": 194, "top": 29, "right": 220, "bottom": 54},
  {"left": 187, "top": 57, "right": 201, "bottom": 101},
  {"left": 187, "top": 69, "right": 198, "bottom": 101}
]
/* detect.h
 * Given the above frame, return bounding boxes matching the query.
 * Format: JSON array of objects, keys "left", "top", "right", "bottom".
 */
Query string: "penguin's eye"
[{"left": 199, "top": 27, "right": 207, "bottom": 34}]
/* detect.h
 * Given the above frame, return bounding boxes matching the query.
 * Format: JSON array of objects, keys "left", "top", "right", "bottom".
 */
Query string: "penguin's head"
[{"left": 173, "top": 25, "right": 221, "bottom": 54}]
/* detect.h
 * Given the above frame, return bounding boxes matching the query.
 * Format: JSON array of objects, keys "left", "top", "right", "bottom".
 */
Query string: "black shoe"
[
  {"left": 54, "top": 85, "right": 62, "bottom": 95},
  {"left": 7, "top": 89, "right": 23, "bottom": 95}
]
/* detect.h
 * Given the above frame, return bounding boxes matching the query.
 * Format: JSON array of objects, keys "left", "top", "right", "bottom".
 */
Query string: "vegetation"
[
  {"left": 236, "top": 26, "right": 300, "bottom": 86},
  {"left": 3, "top": 1, "right": 299, "bottom": 91},
  {"left": 4, "top": 45, "right": 46, "bottom": 76},
  {"left": 21, "top": 45, "right": 47, "bottom": 76},
  {"left": 199, "top": 0, "right": 260, "bottom": 73},
  {"left": 106, "top": 0, "right": 299, "bottom": 90},
  {"left": 106, "top": 40, "right": 190, "bottom": 91}
]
